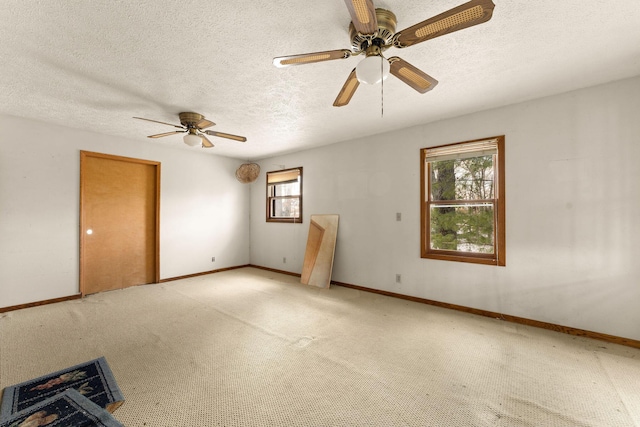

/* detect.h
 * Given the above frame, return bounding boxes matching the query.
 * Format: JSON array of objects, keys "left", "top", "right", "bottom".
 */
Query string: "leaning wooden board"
[{"left": 301, "top": 214, "right": 339, "bottom": 288}]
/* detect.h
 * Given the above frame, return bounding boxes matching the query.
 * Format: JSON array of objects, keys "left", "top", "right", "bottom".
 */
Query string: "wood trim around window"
[
  {"left": 421, "top": 136, "right": 505, "bottom": 266},
  {"left": 266, "top": 167, "right": 303, "bottom": 223}
]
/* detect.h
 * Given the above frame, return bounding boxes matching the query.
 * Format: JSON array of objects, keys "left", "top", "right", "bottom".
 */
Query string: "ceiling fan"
[
  {"left": 133, "top": 112, "right": 247, "bottom": 148},
  {"left": 273, "top": 0, "right": 495, "bottom": 107}
]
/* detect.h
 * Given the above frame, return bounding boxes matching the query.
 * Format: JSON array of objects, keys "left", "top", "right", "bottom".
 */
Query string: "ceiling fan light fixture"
[
  {"left": 183, "top": 132, "right": 202, "bottom": 147},
  {"left": 356, "top": 54, "right": 390, "bottom": 85}
]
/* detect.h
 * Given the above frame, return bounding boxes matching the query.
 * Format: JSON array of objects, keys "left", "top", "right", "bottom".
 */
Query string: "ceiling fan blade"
[
  {"left": 200, "top": 134, "right": 214, "bottom": 148},
  {"left": 394, "top": 0, "right": 495, "bottom": 48},
  {"left": 388, "top": 57, "right": 438, "bottom": 93},
  {"left": 344, "top": 0, "right": 378, "bottom": 35},
  {"left": 333, "top": 68, "right": 360, "bottom": 107},
  {"left": 133, "top": 116, "right": 184, "bottom": 129},
  {"left": 196, "top": 118, "right": 215, "bottom": 129},
  {"left": 204, "top": 130, "right": 247, "bottom": 142},
  {"left": 148, "top": 130, "right": 186, "bottom": 138},
  {"left": 273, "top": 49, "right": 352, "bottom": 68}
]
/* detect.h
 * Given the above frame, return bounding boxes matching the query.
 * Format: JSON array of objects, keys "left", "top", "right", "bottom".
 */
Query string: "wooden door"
[{"left": 80, "top": 151, "right": 160, "bottom": 295}]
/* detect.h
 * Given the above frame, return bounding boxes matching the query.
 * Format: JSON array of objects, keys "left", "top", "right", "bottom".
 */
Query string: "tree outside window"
[{"left": 421, "top": 136, "right": 505, "bottom": 266}]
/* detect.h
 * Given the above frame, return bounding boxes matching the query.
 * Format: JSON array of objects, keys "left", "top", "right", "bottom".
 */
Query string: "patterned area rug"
[
  {"left": 0, "top": 357, "right": 123, "bottom": 423},
  {"left": 0, "top": 389, "right": 122, "bottom": 427}
]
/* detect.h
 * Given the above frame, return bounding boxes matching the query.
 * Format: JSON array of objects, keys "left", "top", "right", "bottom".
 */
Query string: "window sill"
[
  {"left": 422, "top": 251, "right": 505, "bottom": 266},
  {"left": 266, "top": 218, "right": 303, "bottom": 223}
]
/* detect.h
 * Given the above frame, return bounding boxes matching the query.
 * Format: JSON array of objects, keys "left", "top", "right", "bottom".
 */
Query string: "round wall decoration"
[{"left": 235, "top": 163, "right": 260, "bottom": 183}]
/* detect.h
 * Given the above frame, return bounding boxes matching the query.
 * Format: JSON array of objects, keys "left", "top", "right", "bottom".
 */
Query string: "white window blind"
[
  {"left": 424, "top": 138, "right": 498, "bottom": 162},
  {"left": 267, "top": 169, "right": 300, "bottom": 184}
]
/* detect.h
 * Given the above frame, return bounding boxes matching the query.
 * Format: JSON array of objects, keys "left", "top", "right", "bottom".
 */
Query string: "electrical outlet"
[
  {"left": 283, "top": 257, "right": 287, "bottom": 263},
  {"left": 395, "top": 274, "right": 401, "bottom": 283},
  {"left": 212, "top": 257, "right": 215, "bottom": 262}
]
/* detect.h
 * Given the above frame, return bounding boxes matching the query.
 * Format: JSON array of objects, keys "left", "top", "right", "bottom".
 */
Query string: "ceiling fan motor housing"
[
  {"left": 349, "top": 8, "right": 397, "bottom": 53},
  {"left": 179, "top": 112, "right": 204, "bottom": 128}
]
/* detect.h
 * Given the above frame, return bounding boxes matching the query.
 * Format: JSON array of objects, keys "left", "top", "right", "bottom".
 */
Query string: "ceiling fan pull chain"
[
  {"left": 381, "top": 57, "right": 384, "bottom": 118},
  {"left": 380, "top": 57, "right": 383, "bottom": 118}
]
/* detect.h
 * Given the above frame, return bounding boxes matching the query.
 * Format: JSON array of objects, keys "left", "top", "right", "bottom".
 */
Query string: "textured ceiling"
[{"left": 1, "top": 1, "right": 639, "bottom": 160}]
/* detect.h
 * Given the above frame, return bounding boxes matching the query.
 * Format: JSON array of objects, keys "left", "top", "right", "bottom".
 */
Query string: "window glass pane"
[
  {"left": 275, "top": 181, "right": 300, "bottom": 196},
  {"left": 272, "top": 197, "right": 300, "bottom": 218},
  {"left": 430, "top": 203, "right": 494, "bottom": 253},
  {"left": 430, "top": 155, "right": 494, "bottom": 201},
  {"left": 266, "top": 167, "right": 302, "bottom": 222}
]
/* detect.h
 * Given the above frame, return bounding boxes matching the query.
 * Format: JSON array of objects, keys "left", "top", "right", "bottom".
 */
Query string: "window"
[
  {"left": 266, "top": 167, "right": 302, "bottom": 223},
  {"left": 420, "top": 136, "right": 505, "bottom": 266}
]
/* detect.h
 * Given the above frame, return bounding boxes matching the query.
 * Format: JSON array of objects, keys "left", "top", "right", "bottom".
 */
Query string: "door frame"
[{"left": 79, "top": 151, "right": 161, "bottom": 296}]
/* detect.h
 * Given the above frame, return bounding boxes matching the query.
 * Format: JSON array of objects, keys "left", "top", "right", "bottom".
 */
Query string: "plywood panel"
[
  {"left": 301, "top": 214, "right": 339, "bottom": 288},
  {"left": 80, "top": 152, "right": 159, "bottom": 295},
  {"left": 301, "top": 221, "right": 324, "bottom": 284}
]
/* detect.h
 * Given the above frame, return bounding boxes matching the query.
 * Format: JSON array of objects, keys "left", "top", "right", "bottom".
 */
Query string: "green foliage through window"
[
  {"left": 429, "top": 156, "right": 495, "bottom": 253},
  {"left": 430, "top": 204, "right": 494, "bottom": 253}
]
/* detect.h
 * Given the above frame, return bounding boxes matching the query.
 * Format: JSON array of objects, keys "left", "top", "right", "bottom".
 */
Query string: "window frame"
[
  {"left": 266, "top": 167, "right": 303, "bottom": 223},
  {"left": 420, "top": 136, "right": 505, "bottom": 266}
]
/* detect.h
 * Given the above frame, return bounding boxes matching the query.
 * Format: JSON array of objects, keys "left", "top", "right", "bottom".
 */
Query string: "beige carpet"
[{"left": 1, "top": 267, "right": 639, "bottom": 426}]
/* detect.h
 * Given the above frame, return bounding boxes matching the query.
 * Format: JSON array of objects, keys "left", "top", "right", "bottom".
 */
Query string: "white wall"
[
  {"left": 0, "top": 114, "right": 250, "bottom": 308},
  {"left": 250, "top": 75, "right": 640, "bottom": 341},
  {"left": 3, "top": 76, "right": 638, "bottom": 340}
]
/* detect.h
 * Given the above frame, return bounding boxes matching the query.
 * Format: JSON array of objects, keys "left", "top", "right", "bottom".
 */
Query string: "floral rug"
[
  {"left": 0, "top": 357, "right": 123, "bottom": 423},
  {"left": 0, "top": 389, "right": 122, "bottom": 427}
]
